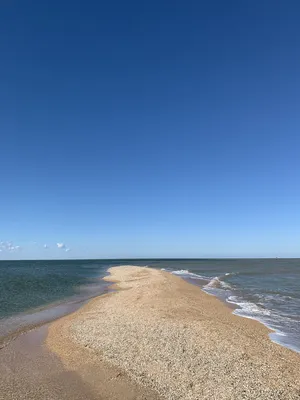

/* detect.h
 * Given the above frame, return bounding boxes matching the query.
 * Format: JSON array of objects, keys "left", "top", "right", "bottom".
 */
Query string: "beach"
[{"left": 45, "top": 266, "right": 300, "bottom": 399}]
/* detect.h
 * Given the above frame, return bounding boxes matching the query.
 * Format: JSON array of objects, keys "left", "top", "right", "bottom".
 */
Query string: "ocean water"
[
  {"left": 0, "top": 260, "right": 113, "bottom": 342},
  {"left": 0, "top": 259, "right": 299, "bottom": 353}
]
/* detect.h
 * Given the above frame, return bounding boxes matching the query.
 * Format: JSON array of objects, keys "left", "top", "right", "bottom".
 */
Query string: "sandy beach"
[{"left": 45, "top": 266, "right": 300, "bottom": 399}]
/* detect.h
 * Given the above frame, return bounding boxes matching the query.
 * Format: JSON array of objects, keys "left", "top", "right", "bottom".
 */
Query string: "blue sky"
[{"left": 1, "top": 1, "right": 300, "bottom": 259}]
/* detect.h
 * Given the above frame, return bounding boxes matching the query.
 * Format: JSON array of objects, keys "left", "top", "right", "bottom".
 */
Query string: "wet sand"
[
  {"left": 0, "top": 322, "right": 157, "bottom": 400},
  {"left": 46, "top": 266, "right": 300, "bottom": 399},
  {"left": 0, "top": 325, "right": 97, "bottom": 400}
]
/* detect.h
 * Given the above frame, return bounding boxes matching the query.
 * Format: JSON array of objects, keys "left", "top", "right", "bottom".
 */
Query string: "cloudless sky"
[{"left": 1, "top": 1, "right": 300, "bottom": 259}]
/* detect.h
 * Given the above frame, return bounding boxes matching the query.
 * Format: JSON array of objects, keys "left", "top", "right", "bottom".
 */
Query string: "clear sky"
[{"left": 1, "top": 1, "right": 300, "bottom": 259}]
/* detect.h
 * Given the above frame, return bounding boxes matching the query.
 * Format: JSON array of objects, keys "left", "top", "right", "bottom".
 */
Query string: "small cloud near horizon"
[
  {"left": 65, "top": 248, "right": 71, "bottom": 252},
  {"left": 57, "top": 242, "right": 66, "bottom": 249},
  {"left": 44, "top": 244, "right": 49, "bottom": 249},
  {"left": 0, "top": 241, "right": 21, "bottom": 252}
]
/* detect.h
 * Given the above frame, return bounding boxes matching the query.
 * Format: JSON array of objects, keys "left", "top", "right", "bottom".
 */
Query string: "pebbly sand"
[{"left": 46, "top": 266, "right": 300, "bottom": 399}]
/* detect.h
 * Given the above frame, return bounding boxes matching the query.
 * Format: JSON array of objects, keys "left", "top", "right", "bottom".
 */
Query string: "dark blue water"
[{"left": 0, "top": 259, "right": 299, "bottom": 353}]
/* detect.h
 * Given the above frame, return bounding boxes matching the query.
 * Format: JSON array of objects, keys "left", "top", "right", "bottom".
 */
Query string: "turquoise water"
[{"left": 0, "top": 259, "right": 299, "bottom": 352}]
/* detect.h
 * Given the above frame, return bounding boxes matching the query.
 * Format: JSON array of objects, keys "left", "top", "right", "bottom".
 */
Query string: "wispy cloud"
[
  {"left": 0, "top": 240, "right": 71, "bottom": 255},
  {"left": 0, "top": 241, "right": 21, "bottom": 252}
]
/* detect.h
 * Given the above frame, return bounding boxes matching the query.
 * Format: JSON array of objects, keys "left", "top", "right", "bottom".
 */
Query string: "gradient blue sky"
[{"left": 1, "top": 1, "right": 300, "bottom": 259}]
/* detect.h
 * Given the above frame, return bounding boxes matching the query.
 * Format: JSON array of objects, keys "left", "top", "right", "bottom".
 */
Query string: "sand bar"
[{"left": 47, "top": 266, "right": 300, "bottom": 399}]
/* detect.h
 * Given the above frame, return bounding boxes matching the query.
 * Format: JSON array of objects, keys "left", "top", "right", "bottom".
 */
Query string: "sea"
[{"left": 0, "top": 259, "right": 299, "bottom": 353}]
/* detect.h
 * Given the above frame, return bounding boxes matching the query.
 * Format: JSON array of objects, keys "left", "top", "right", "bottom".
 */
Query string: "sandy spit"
[{"left": 47, "top": 266, "right": 300, "bottom": 399}]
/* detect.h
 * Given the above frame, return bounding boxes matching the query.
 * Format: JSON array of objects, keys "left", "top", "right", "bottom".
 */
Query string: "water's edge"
[
  {"left": 1, "top": 264, "right": 299, "bottom": 355},
  {"left": 167, "top": 268, "right": 300, "bottom": 354},
  {"left": 0, "top": 283, "right": 112, "bottom": 350}
]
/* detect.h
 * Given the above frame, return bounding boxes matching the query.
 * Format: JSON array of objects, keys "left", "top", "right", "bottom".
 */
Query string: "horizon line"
[{"left": 0, "top": 256, "right": 298, "bottom": 262}]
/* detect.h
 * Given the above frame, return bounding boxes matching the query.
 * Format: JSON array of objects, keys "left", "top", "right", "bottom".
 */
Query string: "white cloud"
[
  {"left": 0, "top": 241, "right": 21, "bottom": 252},
  {"left": 65, "top": 248, "right": 71, "bottom": 252},
  {"left": 44, "top": 244, "right": 49, "bottom": 249},
  {"left": 57, "top": 243, "right": 66, "bottom": 249}
]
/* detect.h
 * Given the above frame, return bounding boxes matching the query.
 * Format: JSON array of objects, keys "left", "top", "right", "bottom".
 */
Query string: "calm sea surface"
[{"left": 0, "top": 259, "right": 299, "bottom": 352}]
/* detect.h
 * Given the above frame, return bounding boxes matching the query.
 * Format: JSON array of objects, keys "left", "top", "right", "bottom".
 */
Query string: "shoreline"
[
  {"left": 0, "top": 299, "right": 85, "bottom": 350},
  {"left": 0, "top": 277, "right": 111, "bottom": 350},
  {"left": 172, "top": 269, "right": 300, "bottom": 353},
  {"left": 1, "top": 263, "right": 297, "bottom": 355},
  {"left": 0, "top": 270, "right": 158, "bottom": 400},
  {"left": 208, "top": 290, "right": 300, "bottom": 354},
  {"left": 46, "top": 266, "right": 300, "bottom": 399}
]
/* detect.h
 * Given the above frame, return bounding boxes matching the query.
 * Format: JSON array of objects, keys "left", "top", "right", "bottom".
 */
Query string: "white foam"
[
  {"left": 227, "top": 295, "right": 272, "bottom": 317},
  {"left": 203, "top": 276, "right": 232, "bottom": 291},
  {"left": 220, "top": 280, "right": 232, "bottom": 290},
  {"left": 170, "top": 269, "right": 211, "bottom": 281},
  {"left": 171, "top": 269, "right": 190, "bottom": 275},
  {"left": 203, "top": 276, "right": 220, "bottom": 288}
]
